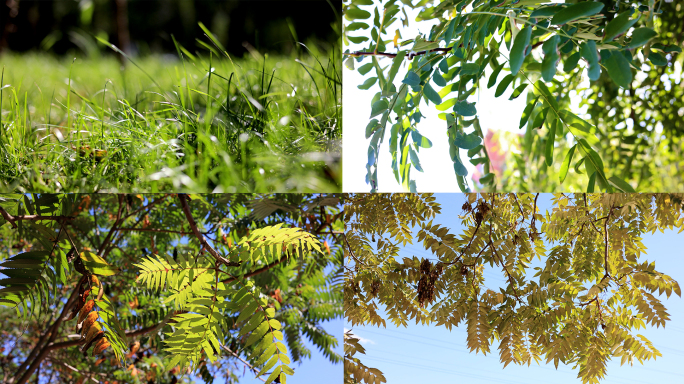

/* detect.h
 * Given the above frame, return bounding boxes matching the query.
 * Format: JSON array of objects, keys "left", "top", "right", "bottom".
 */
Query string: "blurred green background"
[{"left": 0, "top": 0, "right": 340, "bottom": 57}]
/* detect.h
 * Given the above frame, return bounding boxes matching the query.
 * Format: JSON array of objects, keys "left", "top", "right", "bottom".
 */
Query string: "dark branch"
[{"left": 178, "top": 194, "right": 240, "bottom": 268}]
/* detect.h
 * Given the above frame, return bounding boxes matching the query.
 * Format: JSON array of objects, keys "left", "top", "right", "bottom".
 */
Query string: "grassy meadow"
[{"left": 0, "top": 35, "right": 341, "bottom": 192}]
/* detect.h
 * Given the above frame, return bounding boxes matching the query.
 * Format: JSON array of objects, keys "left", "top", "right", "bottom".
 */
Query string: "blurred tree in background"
[{"left": 0, "top": 0, "right": 340, "bottom": 57}]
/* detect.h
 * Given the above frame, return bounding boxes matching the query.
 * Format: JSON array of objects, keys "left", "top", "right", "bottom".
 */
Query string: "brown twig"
[
  {"left": 115, "top": 228, "right": 194, "bottom": 235},
  {"left": 0, "top": 207, "right": 75, "bottom": 229},
  {"left": 178, "top": 194, "right": 240, "bottom": 268},
  {"left": 345, "top": 47, "right": 453, "bottom": 59},
  {"left": 221, "top": 346, "right": 267, "bottom": 382}
]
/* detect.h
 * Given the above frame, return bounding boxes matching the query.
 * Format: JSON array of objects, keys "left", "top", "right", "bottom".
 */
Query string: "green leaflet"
[
  {"left": 346, "top": 22, "right": 369, "bottom": 31},
  {"left": 510, "top": 26, "right": 532, "bottom": 75},
  {"left": 454, "top": 131, "right": 482, "bottom": 150},
  {"left": 601, "top": 50, "right": 632, "bottom": 88},
  {"left": 541, "top": 36, "right": 560, "bottom": 81},
  {"left": 520, "top": 97, "right": 539, "bottom": 128},
  {"left": 432, "top": 70, "right": 447, "bottom": 87},
  {"left": 460, "top": 63, "right": 480, "bottom": 76},
  {"left": 559, "top": 144, "right": 577, "bottom": 183},
  {"left": 409, "top": 147, "right": 423, "bottom": 172},
  {"left": 608, "top": 175, "right": 636, "bottom": 192},
  {"left": 487, "top": 62, "right": 505, "bottom": 89},
  {"left": 626, "top": 28, "right": 657, "bottom": 49},
  {"left": 545, "top": 117, "right": 557, "bottom": 166},
  {"left": 423, "top": 82, "right": 442, "bottom": 105},
  {"left": 603, "top": 11, "right": 639, "bottom": 42},
  {"left": 453, "top": 101, "right": 477, "bottom": 116},
  {"left": 412, "top": 130, "right": 433, "bottom": 148},
  {"left": 344, "top": 57, "right": 355, "bottom": 70},
  {"left": 80, "top": 251, "right": 119, "bottom": 276},
  {"left": 358, "top": 77, "right": 377, "bottom": 90},
  {"left": 551, "top": 2, "right": 604, "bottom": 25},
  {"left": 387, "top": 51, "right": 407, "bottom": 85},
  {"left": 370, "top": 99, "right": 389, "bottom": 118},
  {"left": 530, "top": 6, "right": 563, "bottom": 18},
  {"left": 453, "top": 154, "right": 468, "bottom": 177},
  {"left": 358, "top": 63, "right": 374, "bottom": 75},
  {"left": 495, "top": 74, "right": 515, "bottom": 98},
  {"left": 365, "top": 119, "right": 379, "bottom": 139},
  {"left": 578, "top": 139, "right": 608, "bottom": 190},
  {"left": 509, "top": 83, "right": 528, "bottom": 100},
  {"left": 439, "top": 57, "right": 450, "bottom": 73},
  {"left": 563, "top": 51, "right": 581, "bottom": 72},
  {"left": 580, "top": 41, "right": 601, "bottom": 81},
  {"left": 345, "top": 7, "right": 371, "bottom": 20},
  {"left": 402, "top": 71, "right": 421, "bottom": 87},
  {"left": 649, "top": 51, "right": 667, "bottom": 66}
]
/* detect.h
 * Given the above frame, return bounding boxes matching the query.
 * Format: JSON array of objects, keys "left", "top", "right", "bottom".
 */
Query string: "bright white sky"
[{"left": 342, "top": 0, "right": 585, "bottom": 192}]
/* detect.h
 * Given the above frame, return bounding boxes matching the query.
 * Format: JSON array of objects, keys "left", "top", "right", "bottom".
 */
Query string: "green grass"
[{"left": 0, "top": 35, "right": 341, "bottom": 192}]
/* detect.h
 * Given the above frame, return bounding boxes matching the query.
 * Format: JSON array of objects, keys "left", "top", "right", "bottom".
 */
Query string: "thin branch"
[
  {"left": 178, "top": 194, "right": 240, "bottom": 268},
  {"left": 221, "top": 254, "right": 291, "bottom": 284},
  {"left": 221, "top": 345, "right": 267, "bottom": 383},
  {"left": 0, "top": 207, "right": 74, "bottom": 229},
  {"left": 345, "top": 47, "right": 453, "bottom": 59},
  {"left": 512, "top": 194, "right": 525, "bottom": 221},
  {"left": 116, "top": 228, "right": 194, "bottom": 235}
]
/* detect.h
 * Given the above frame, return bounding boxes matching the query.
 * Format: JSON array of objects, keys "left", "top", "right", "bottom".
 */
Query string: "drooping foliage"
[
  {"left": 345, "top": 193, "right": 683, "bottom": 383},
  {"left": 0, "top": 193, "right": 343, "bottom": 384},
  {"left": 343, "top": 0, "right": 682, "bottom": 192}
]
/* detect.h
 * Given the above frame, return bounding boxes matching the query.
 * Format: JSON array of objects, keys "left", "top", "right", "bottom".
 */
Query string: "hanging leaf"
[
  {"left": 509, "top": 83, "right": 528, "bottom": 100},
  {"left": 453, "top": 153, "right": 468, "bottom": 176},
  {"left": 423, "top": 82, "right": 442, "bottom": 105},
  {"left": 358, "top": 63, "right": 374, "bottom": 75},
  {"left": 608, "top": 176, "right": 636, "bottom": 192},
  {"left": 402, "top": 71, "right": 421, "bottom": 87},
  {"left": 602, "top": 50, "right": 632, "bottom": 88},
  {"left": 563, "top": 51, "right": 581, "bottom": 72},
  {"left": 545, "top": 117, "right": 557, "bottom": 166},
  {"left": 649, "top": 51, "right": 667, "bottom": 66},
  {"left": 346, "top": 7, "right": 371, "bottom": 20},
  {"left": 487, "top": 62, "right": 505, "bottom": 89},
  {"left": 559, "top": 144, "right": 577, "bottom": 183},
  {"left": 541, "top": 36, "right": 561, "bottom": 81},
  {"left": 454, "top": 131, "right": 482, "bottom": 150},
  {"left": 365, "top": 119, "right": 379, "bottom": 139},
  {"left": 370, "top": 99, "right": 389, "bottom": 118},
  {"left": 580, "top": 41, "right": 601, "bottom": 81},
  {"left": 603, "top": 11, "right": 639, "bottom": 42},
  {"left": 509, "top": 26, "right": 532, "bottom": 75},
  {"left": 453, "top": 101, "right": 477, "bottom": 116},
  {"left": 432, "top": 70, "right": 446, "bottom": 87},
  {"left": 409, "top": 147, "right": 424, "bottom": 172},
  {"left": 551, "top": 2, "right": 604, "bottom": 26},
  {"left": 520, "top": 97, "right": 539, "bottom": 128},
  {"left": 80, "top": 252, "right": 119, "bottom": 276},
  {"left": 495, "top": 74, "right": 515, "bottom": 98},
  {"left": 461, "top": 63, "right": 480, "bottom": 76},
  {"left": 411, "top": 131, "right": 433, "bottom": 148},
  {"left": 358, "top": 77, "right": 378, "bottom": 90},
  {"left": 387, "top": 51, "right": 407, "bottom": 84},
  {"left": 626, "top": 28, "right": 657, "bottom": 49}
]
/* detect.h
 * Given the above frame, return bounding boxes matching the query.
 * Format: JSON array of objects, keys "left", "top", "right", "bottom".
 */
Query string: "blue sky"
[
  {"left": 235, "top": 317, "right": 343, "bottom": 384},
  {"left": 345, "top": 194, "right": 684, "bottom": 384}
]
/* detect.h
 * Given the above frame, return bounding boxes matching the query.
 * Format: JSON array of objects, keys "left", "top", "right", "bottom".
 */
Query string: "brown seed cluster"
[
  {"left": 65, "top": 275, "right": 111, "bottom": 357},
  {"left": 370, "top": 280, "right": 381, "bottom": 297},
  {"left": 416, "top": 259, "right": 444, "bottom": 308}
]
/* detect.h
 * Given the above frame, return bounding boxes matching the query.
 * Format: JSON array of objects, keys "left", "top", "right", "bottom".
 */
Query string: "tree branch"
[
  {"left": 345, "top": 47, "right": 453, "bottom": 59},
  {"left": 0, "top": 207, "right": 75, "bottom": 229},
  {"left": 178, "top": 194, "right": 239, "bottom": 268},
  {"left": 116, "top": 228, "right": 194, "bottom": 235},
  {"left": 221, "top": 346, "right": 266, "bottom": 382}
]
